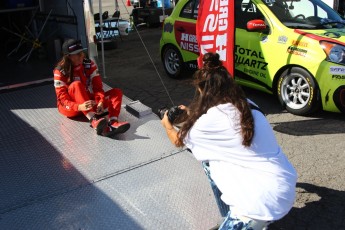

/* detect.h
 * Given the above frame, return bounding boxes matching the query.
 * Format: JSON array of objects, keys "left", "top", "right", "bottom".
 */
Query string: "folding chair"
[{"left": 109, "top": 10, "right": 122, "bottom": 41}]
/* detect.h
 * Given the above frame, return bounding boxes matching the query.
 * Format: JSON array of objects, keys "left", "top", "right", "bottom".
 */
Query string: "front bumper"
[
  {"left": 317, "top": 62, "right": 345, "bottom": 113},
  {"left": 333, "top": 85, "right": 345, "bottom": 113}
]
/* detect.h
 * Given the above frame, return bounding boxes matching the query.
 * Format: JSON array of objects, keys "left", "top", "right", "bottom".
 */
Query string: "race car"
[{"left": 160, "top": 0, "right": 345, "bottom": 115}]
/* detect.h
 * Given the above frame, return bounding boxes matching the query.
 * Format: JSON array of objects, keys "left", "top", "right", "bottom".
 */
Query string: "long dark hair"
[
  {"left": 176, "top": 52, "right": 254, "bottom": 147},
  {"left": 56, "top": 55, "right": 73, "bottom": 83}
]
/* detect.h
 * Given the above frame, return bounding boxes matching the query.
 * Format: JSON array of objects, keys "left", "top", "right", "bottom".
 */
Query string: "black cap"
[{"left": 62, "top": 39, "right": 87, "bottom": 55}]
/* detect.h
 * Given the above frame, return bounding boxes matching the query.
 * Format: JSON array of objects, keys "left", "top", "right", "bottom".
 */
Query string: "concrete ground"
[
  {"left": 1, "top": 0, "right": 344, "bottom": 227},
  {"left": 98, "top": 25, "right": 345, "bottom": 229}
]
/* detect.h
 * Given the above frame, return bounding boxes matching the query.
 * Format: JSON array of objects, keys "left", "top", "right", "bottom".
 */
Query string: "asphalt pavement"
[{"left": 98, "top": 25, "right": 345, "bottom": 229}]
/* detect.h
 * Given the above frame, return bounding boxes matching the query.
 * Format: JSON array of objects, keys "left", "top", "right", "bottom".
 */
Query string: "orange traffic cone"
[{"left": 126, "top": 0, "right": 131, "bottom": 6}]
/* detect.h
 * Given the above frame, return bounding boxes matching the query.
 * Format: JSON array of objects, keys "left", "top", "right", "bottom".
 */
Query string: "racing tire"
[
  {"left": 277, "top": 67, "right": 320, "bottom": 115},
  {"left": 162, "top": 45, "right": 185, "bottom": 79}
]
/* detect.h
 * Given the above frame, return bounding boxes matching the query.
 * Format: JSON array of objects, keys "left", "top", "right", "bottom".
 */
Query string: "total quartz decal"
[{"left": 235, "top": 45, "right": 268, "bottom": 78}]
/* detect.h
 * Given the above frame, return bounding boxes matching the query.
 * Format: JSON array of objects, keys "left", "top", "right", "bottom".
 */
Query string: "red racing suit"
[{"left": 53, "top": 58, "right": 123, "bottom": 118}]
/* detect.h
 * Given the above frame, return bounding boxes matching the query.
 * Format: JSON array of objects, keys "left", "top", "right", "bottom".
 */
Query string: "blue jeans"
[
  {"left": 201, "top": 162, "right": 271, "bottom": 230},
  {"left": 218, "top": 212, "right": 271, "bottom": 230}
]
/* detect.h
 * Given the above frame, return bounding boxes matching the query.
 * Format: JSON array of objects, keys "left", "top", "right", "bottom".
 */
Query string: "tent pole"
[
  {"left": 162, "top": 0, "right": 165, "bottom": 19},
  {"left": 115, "top": 0, "right": 119, "bottom": 11},
  {"left": 99, "top": 0, "right": 106, "bottom": 78}
]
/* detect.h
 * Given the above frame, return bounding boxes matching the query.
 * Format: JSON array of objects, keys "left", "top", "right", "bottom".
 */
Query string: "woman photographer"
[{"left": 161, "top": 52, "right": 297, "bottom": 229}]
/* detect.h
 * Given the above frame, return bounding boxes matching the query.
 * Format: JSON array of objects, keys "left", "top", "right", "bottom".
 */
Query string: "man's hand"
[
  {"left": 78, "top": 100, "right": 96, "bottom": 111},
  {"left": 96, "top": 101, "right": 104, "bottom": 114}
]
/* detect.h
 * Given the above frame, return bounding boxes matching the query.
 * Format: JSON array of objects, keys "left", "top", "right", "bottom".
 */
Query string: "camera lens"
[{"left": 157, "top": 107, "right": 169, "bottom": 120}]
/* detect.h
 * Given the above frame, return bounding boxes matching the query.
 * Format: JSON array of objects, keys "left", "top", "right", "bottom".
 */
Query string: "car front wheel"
[
  {"left": 162, "top": 46, "right": 185, "bottom": 78},
  {"left": 277, "top": 67, "right": 320, "bottom": 115}
]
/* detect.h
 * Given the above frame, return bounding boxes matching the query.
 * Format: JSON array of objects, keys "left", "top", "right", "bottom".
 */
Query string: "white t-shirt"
[{"left": 184, "top": 103, "right": 297, "bottom": 221}]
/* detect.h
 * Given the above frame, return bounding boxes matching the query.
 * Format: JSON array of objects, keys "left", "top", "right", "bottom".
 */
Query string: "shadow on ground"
[{"left": 271, "top": 182, "right": 345, "bottom": 229}]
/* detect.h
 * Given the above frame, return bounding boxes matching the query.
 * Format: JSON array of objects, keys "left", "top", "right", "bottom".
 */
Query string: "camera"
[{"left": 158, "top": 106, "right": 185, "bottom": 124}]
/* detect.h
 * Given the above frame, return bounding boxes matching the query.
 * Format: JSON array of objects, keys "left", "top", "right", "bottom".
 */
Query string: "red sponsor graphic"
[
  {"left": 291, "top": 40, "right": 308, "bottom": 47},
  {"left": 174, "top": 21, "right": 199, "bottom": 54},
  {"left": 196, "top": 0, "right": 235, "bottom": 76},
  {"left": 247, "top": 19, "right": 266, "bottom": 31}
]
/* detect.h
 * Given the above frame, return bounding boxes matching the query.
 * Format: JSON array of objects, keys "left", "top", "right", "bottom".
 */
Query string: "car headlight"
[{"left": 321, "top": 41, "right": 345, "bottom": 65}]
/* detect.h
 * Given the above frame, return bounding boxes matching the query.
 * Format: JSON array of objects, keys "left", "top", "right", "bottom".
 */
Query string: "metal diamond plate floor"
[{"left": 0, "top": 84, "right": 220, "bottom": 229}]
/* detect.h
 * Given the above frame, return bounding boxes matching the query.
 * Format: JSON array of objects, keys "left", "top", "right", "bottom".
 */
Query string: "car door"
[
  {"left": 173, "top": 0, "right": 199, "bottom": 65},
  {"left": 234, "top": 0, "right": 274, "bottom": 93}
]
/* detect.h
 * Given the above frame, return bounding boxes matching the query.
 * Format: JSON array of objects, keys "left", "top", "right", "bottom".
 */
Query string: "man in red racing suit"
[{"left": 54, "top": 39, "right": 130, "bottom": 136}]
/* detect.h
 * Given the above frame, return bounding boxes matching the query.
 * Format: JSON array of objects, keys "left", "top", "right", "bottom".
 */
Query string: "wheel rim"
[
  {"left": 281, "top": 74, "right": 311, "bottom": 110},
  {"left": 164, "top": 48, "right": 180, "bottom": 75}
]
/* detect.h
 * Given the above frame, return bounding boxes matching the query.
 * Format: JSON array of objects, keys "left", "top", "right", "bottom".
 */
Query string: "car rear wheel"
[
  {"left": 277, "top": 67, "right": 320, "bottom": 115},
  {"left": 162, "top": 46, "right": 185, "bottom": 78}
]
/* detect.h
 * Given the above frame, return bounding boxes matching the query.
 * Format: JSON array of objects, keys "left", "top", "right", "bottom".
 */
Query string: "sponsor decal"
[
  {"left": 235, "top": 56, "right": 268, "bottom": 70},
  {"left": 243, "top": 67, "right": 267, "bottom": 78},
  {"left": 287, "top": 46, "right": 307, "bottom": 57},
  {"left": 180, "top": 33, "right": 199, "bottom": 53},
  {"left": 196, "top": 0, "right": 235, "bottom": 75},
  {"left": 234, "top": 45, "right": 268, "bottom": 78},
  {"left": 174, "top": 21, "right": 197, "bottom": 54},
  {"left": 235, "top": 45, "right": 264, "bottom": 58},
  {"left": 164, "top": 22, "right": 173, "bottom": 33},
  {"left": 236, "top": 70, "right": 271, "bottom": 90},
  {"left": 330, "top": 66, "right": 345, "bottom": 74},
  {"left": 278, "top": 35, "right": 288, "bottom": 44},
  {"left": 332, "top": 75, "right": 345, "bottom": 80},
  {"left": 291, "top": 40, "right": 308, "bottom": 47}
]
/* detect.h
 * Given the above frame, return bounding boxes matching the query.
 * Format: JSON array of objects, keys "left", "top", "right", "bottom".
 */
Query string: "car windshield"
[{"left": 263, "top": 0, "right": 345, "bottom": 29}]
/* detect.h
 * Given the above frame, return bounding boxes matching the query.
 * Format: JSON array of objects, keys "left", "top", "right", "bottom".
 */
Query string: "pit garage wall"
[{"left": 38, "top": 0, "right": 97, "bottom": 59}]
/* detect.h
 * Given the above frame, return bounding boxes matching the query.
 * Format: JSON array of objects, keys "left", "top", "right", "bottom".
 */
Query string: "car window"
[
  {"left": 288, "top": 0, "right": 327, "bottom": 18},
  {"left": 236, "top": 0, "right": 266, "bottom": 29},
  {"left": 180, "top": 0, "right": 194, "bottom": 18},
  {"left": 193, "top": 0, "right": 199, "bottom": 19},
  {"left": 263, "top": 0, "right": 343, "bottom": 29},
  {"left": 180, "top": 0, "right": 199, "bottom": 19},
  {"left": 316, "top": 5, "right": 328, "bottom": 18}
]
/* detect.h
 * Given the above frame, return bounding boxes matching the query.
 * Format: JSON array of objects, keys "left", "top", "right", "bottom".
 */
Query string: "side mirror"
[{"left": 247, "top": 19, "right": 267, "bottom": 32}]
